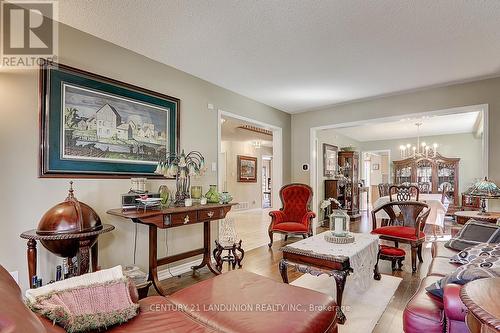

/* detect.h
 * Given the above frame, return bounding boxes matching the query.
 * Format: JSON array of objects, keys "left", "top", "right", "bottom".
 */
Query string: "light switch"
[
  {"left": 207, "top": 103, "right": 214, "bottom": 110},
  {"left": 211, "top": 162, "right": 217, "bottom": 172}
]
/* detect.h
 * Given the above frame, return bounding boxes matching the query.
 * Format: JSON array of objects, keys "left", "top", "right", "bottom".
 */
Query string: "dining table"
[{"left": 373, "top": 194, "right": 450, "bottom": 231}]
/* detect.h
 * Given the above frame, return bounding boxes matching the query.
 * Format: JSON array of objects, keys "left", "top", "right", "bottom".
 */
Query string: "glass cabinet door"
[
  {"left": 416, "top": 160, "right": 433, "bottom": 193},
  {"left": 438, "top": 162, "right": 456, "bottom": 192},
  {"left": 395, "top": 165, "right": 412, "bottom": 185}
]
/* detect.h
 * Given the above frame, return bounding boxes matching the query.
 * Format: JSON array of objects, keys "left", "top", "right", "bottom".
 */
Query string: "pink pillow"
[{"left": 27, "top": 278, "right": 138, "bottom": 333}]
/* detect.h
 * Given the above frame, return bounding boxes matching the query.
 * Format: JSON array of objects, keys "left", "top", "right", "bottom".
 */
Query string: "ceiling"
[
  {"left": 221, "top": 116, "right": 273, "bottom": 147},
  {"left": 330, "top": 111, "right": 481, "bottom": 142},
  {"left": 57, "top": 1, "right": 500, "bottom": 113}
]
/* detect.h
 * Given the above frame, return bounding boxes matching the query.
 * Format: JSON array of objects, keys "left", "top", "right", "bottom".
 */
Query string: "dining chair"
[
  {"left": 371, "top": 201, "right": 430, "bottom": 272},
  {"left": 389, "top": 185, "right": 420, "bottom": 202},
  {"left": 440, "top": 183, "right": 451, "bottom": 204},
  {"left": 378, "top": 183, "right": 391, "bottom": 197}
]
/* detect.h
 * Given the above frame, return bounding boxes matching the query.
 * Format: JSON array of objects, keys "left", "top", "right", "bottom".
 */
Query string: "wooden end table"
[
  {"left": 460, "top": 277, "right": 500, "bottom": 333},
  {"left": 454, "top": 210, "right": 500, "bottom": 225},
  {"left": 279, "top": 232, "right": 380, "bottom": 324},
  {"left": 20, "top": 224, "right": 115, "bottom": 288}
]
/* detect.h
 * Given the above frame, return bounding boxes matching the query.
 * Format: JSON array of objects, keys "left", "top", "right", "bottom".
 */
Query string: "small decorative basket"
[{"left": 324, "top": 233, "right": 355, "bottom": 244}]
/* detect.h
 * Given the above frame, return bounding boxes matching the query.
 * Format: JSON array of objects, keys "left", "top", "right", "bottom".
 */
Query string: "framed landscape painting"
[
  {"left": 237, "top": 155, "right": 257, "bottom": 183},
  {"left": 323, "top": 143, "right": 338, "bottom": 177},
  {"left": 39, "top": 60, "right": 180, "bottom": 178}
]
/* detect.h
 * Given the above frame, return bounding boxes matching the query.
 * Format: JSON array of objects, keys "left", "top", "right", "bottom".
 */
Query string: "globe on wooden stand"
[{"left": 20, "top": 182, "right": 114, "bottom": 287}]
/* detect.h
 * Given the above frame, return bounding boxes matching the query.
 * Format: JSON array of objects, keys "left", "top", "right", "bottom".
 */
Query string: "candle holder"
[{"left": 329, "top": 209, "right": 350, "bottom": 237}]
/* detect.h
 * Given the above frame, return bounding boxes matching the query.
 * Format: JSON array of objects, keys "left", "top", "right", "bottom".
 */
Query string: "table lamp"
[{"left": 465, "top": 177, "right": 500, "bottom": 216}]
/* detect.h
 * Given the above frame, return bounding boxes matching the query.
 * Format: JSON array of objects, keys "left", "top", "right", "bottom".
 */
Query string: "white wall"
[
  {"left": 221, "top": 141, "right": 272, "bottom": 210},
  {"left": 0, "top": 22, "right": 291, "bottom": 289}
]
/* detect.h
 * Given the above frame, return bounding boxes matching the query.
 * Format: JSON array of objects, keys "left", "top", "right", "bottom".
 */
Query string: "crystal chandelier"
[
  {"left": 399, "top": 122, "right": 438, "bottom": 159},
  {"left": 252, "top": 140, "right": 262, "bottom": 149}
]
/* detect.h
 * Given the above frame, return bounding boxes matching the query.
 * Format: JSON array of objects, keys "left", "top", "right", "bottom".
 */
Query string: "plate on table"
[{"left": 136, "top": 198, "right": 162, "bottom": 204}]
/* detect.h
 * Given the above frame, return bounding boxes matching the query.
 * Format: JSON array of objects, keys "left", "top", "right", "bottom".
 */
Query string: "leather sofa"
[
  {"left": 403, "top": 242, "right": 468, "bottom": 333},
  {"left": 0, "top": 265, "right": 338, "bottom": 333}
]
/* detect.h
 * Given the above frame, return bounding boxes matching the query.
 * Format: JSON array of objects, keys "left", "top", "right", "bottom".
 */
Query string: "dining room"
[{"left": 315, "top": 104, "right": 487, "bottom": 236}]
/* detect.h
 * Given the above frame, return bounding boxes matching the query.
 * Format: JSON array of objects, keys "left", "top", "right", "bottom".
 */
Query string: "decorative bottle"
[{"left": 205, "top": 185, "right": 220, "bottom": 203}]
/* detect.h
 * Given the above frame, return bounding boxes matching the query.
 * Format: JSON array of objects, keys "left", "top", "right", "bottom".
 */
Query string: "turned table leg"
[
  {"left": 91, "top": 241, "right": 98, "bottom": 272},
  {"left": 27, "top": 239, "right": 37, "bottom": 288},
  {"left": 77, "top": 238, "right": 92, "bottom": 275},
  {"left": 332, "top": 270, "right": 349, "bottom": 324},
  {"left": 279, "top": 259, "right": 289, "bottom": 283},
  {"left": 147, "top": 224, "right": 168, "bottom": 296}
]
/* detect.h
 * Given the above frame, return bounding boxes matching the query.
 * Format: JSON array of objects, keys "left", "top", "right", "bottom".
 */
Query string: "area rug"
[{"left": 291, "top": 273, "right": 402, "bottom": 333}]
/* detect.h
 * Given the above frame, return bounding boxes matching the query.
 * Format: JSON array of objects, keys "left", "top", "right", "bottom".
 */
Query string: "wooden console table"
[
  {"left": 107, "top": 203, "right": 235, "bottom": 296},
  {"left": 454, "top": 210, "right": 500, "bottom": 225}
]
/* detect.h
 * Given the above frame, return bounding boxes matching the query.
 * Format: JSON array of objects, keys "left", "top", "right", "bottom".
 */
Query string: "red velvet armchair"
[{"left": 268, "top": 183, "right": 315, "bottom": 247}]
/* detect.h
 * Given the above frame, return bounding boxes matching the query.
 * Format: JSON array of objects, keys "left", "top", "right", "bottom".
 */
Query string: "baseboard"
[
  {"left": 157, "top": 259, "right": 216, "bottom": 281},
  {"left": 230, "top": 207, "right": 266, "bottom": 213}
]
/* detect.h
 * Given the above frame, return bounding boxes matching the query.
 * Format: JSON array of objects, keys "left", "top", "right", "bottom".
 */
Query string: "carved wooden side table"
[
  {"left": 460, "top": 277, "right": 500, "bottom": 333},
  {"left": 279, "top": 232, "right": 380, "bottom": 325},
  {"left": 213, "top": 240, "right": 244, "bottom": 271}
]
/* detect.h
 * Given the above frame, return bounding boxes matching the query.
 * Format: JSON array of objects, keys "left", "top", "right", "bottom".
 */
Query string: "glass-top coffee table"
[{"left": 279, "top": 232, "right": 380, "bottom": 324}]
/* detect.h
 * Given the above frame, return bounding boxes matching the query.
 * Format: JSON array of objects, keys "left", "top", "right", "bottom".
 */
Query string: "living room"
[{"left": 1, "top": 1, "right": 499, "bottom": 333}]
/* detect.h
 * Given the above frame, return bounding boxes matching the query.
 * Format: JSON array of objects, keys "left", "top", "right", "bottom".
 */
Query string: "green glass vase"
[{"left": 205, "top": 185, "right": 220, "bottom": 203}]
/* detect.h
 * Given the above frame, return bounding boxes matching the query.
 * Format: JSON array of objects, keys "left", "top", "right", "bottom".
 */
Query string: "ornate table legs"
[
  {"left": 373, "top": 252, "right": 381, "bottom": 280},
  {"left": 213, "top": 240, "right": 244, "bottom": 272},
  {"left": 91, "top": 242, "right": 98, "bottom": 272},
  {"left": 148, "top": 224, "right": 168, "bottom": 296},
  {"left": 278, "top": 259, "right": 350, "bottom": 324},
  {"left": 190, "top": 221, "right": 221, "bottom": 275},
  {"left": 77, "top": 238, "right": 93, "bottom": 275},
  {"left": 27, "top": 239, "right": 37, "bottom": 288},
  {"left": 331, "top": 270, "right": 348, "bottom": 324},
  {"left": 146, "top": 220, "right": 221, "bottom": 296}
]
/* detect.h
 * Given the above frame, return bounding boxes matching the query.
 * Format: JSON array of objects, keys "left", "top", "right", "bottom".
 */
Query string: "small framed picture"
[
  {"left": 372, "top": 163, "right": 380, "bottom": 171},
  {"left": 237, "top": 155, "right": 257, "bottom": 182},
  {"left": 323, "top": 143, "right": 338, "bottom": 177}
]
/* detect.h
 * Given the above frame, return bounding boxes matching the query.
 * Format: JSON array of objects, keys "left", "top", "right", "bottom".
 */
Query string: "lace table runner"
[{"left": 282, "top": 232, "right": 379, "bottom": 291}]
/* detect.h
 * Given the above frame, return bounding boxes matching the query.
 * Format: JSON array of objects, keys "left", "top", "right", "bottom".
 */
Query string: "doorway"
[
  {"left": 309, "top": 104, "right": 489, "bottom": 233},
  {"left": 217, "top": 110, "right": 283, "bottom": 251},
  {"left": 262, "top": 156, "right": 272, "bottom": 208},
  {"left": 362, "top": 150, "right": 391, "bottom": 209}
]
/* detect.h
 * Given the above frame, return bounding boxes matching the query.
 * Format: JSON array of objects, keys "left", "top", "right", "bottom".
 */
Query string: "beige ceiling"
[{"left": 57, "top": 0, "right": 500, "bottom": 113}]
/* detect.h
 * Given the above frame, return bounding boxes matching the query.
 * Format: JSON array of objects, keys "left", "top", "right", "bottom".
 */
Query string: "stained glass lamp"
[{"left": 465, "top": 177, "right": 500, "bottom": 215}]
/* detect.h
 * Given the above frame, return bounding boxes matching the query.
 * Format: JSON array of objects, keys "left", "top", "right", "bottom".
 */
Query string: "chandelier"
[{"left": 399, "top": 122, "right": 438, "bottom": 159}]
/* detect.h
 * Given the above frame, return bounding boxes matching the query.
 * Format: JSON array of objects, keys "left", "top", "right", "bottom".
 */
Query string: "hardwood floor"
[
  {"left": 227, "top": 208, "right": 273, "bottom": 251},
  {"left": 156, "top": 211, "right": 454, "bottom": 333}
]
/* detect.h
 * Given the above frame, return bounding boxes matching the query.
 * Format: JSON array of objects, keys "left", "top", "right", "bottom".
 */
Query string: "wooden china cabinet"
[
  {"left": 338, "top": 151, "right": 360, "bottom": 218},
  {"left": 393, "top": 153, "right": 460, "bottom": 208}
]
